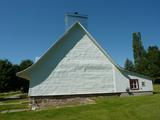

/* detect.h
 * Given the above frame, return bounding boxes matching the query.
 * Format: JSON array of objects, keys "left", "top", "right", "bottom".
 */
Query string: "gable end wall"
[{"left": 29, "top": 26, "right": 115, "bottom": 96}]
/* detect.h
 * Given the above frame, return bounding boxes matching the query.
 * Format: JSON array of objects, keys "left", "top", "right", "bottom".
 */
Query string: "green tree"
[
  {"left": 0, "top": 59, "right": 33, "bottom": 92},
  {"left": 135, "top": 57, "right": 149, "bottom": 75},
  {"left": 19, "top": 60, "right": 33, "bottom": 92},
  {"left": 19, "top": 60, "right": 33, "bottom": 71},
  {"left": 12, "top": 64, "right": 21, "bottom": 90},
  {"left": 126, "top": 32, "right": 160, "bottom": 82},
  {"left": 124, "top": 58, "right": 134, "bottom": 72},
  {"left": 146, "top": 46, "right": 160, "bottom": 82},
  {"left": 0, "top": 59, "right": 14, "bottom": 92},
  {"left": 132, "top": 32, "right": 146, "bottom": 71}
]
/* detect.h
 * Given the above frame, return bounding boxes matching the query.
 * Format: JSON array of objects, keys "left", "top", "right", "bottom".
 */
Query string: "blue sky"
[{"left": 0, "top": 0, "right": 160, "bottom": 67}]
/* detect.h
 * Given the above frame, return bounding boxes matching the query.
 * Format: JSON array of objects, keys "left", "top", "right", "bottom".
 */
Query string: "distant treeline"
[
  {"left": 124, "top": 32, "right": 160, "bottom": 83},
  {"left": 0, "top": 59, "right": 33, "bottom": 92}
]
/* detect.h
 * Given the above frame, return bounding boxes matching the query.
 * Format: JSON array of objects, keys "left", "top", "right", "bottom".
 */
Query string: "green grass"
[
  {"left": 0, "top": 94, "right": 160, "bottom": 120},
  {"left": 0, "top": 99, "right": 29, "bottom": 112},
  {"left": 153, "top": 84, "right": 160, "bottom": 94},
  {"left": 0, "top": 91, "right": 29, "bottom": 112},
  {"left": 2, "top": 99, "right": 29, "bottom": 104},
  {"left": 0, "top": 91, "right": 21, "bottom": 98},
  {"left": 0, "top": 104, "right": 28, "bottom": 112},
  {"left": 0, "top": 84, "right": 160, "bottom": 120}
]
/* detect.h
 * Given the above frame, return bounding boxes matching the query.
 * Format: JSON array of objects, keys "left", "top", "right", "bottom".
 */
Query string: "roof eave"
[{"left": 16, "top": 71, "right": 31, "bottom": 80}]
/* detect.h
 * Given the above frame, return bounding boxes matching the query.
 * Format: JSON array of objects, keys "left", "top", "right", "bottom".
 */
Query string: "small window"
[
  {"left": 142, "top": 82, "right": 145, "bottom": 87},
  {"left": 130, "top": 79, "right": 139, "bottom": 90}
]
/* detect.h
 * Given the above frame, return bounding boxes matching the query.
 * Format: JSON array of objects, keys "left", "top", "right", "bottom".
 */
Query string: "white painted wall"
[
  {"left": 114, "top": 67, "right": 130, "bottom": 92},
  {"left": 29, "top": 25, "right": 115, "bottom": 96},
  {"left": 128, "top": 74, "right": 153, "bottom": 92},
  {"left": 114, "top": 66, "right": 153, "bottom": 93}
]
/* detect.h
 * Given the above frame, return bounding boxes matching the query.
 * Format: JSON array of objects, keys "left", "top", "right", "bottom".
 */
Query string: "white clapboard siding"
[{"left": 28, "top": 24, "right": 114, "bottom": 96}]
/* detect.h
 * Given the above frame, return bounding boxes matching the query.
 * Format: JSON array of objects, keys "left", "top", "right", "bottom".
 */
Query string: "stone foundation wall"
[
  {"left": 120, "top": 91, "right": 153, "bottom": 97},
  {"left": 29, "top": 96, "right": 95, "bottom": 110},
  {"left": 29, "top": 91, "right": 152, "bottom": 110},
  {"left": 29, "top": 93, "right": 120, "bottom": 110}
]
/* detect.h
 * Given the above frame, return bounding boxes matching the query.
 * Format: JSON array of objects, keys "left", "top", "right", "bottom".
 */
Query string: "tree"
[
  {"left": 0, "top": 59, "right": 14, "bottom": 92},
  {"left": 125, "top": 32, "right": 160, "bottom": 83},
  {"left": 12, "top": 64, "right": 21, "bottom": 90},
  {"left": 19, "top": 60, "right": 33, "bottom": 92},
  {"left": 132, "top": 32, "right": 146, "bottom": 70},
  {"left": 124, "top": 59, "right": 134, "bottom": 72},
  {"left": 19, "top": 60, "right": 33, "bottom": 71},
  {"left": 0, "top": 59, "right": 33, "bottom": 92},
  {"left": 146, "top": 46, "right": 160, "bottom": 82},
  {"left": 135, "top": 56, "right": 149, "bottom": 75}
]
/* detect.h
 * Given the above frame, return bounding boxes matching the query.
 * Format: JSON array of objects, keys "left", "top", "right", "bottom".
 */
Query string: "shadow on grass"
[{"left": 153, "top": 92, "right": 160, "bottom": 94}]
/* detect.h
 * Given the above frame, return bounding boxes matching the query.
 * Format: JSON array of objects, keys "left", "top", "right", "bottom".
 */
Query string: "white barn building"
[{"left": 17, "top": 13, "right": 153, "bottom": 108}]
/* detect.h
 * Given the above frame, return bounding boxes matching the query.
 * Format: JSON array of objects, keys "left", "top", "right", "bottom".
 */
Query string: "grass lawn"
[
  {"left": 0, "top": 84, "right": 160, "bottom": 120},
  {"left": 0, "top": 92, "right": 29, "bottom": 112},
  {"left": 0, "top": 104, "right": 28, "bottom": 112},
  {"left": 153, "top": 84, "right": 160, "bottom": 93},
  {"left": 0, "top": 91, "right": 21, "bottom": 98},
  {"left": 0, "top": 99, "right": 29, "bottom": 112}
]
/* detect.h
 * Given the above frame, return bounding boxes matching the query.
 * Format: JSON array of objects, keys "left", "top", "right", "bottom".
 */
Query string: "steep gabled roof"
[{"left": 16, "top": 22, "right": 152, "bottom": 80}]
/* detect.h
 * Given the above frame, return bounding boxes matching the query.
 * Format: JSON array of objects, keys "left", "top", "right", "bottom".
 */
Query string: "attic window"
[{"left": 130, "top": 79, "right": 139, "bottom": 90}]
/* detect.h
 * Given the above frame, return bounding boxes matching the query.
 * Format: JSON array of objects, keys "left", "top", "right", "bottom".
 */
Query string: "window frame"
[{"left": 129, "top": 79, "right": 139, "bottom": 90}]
